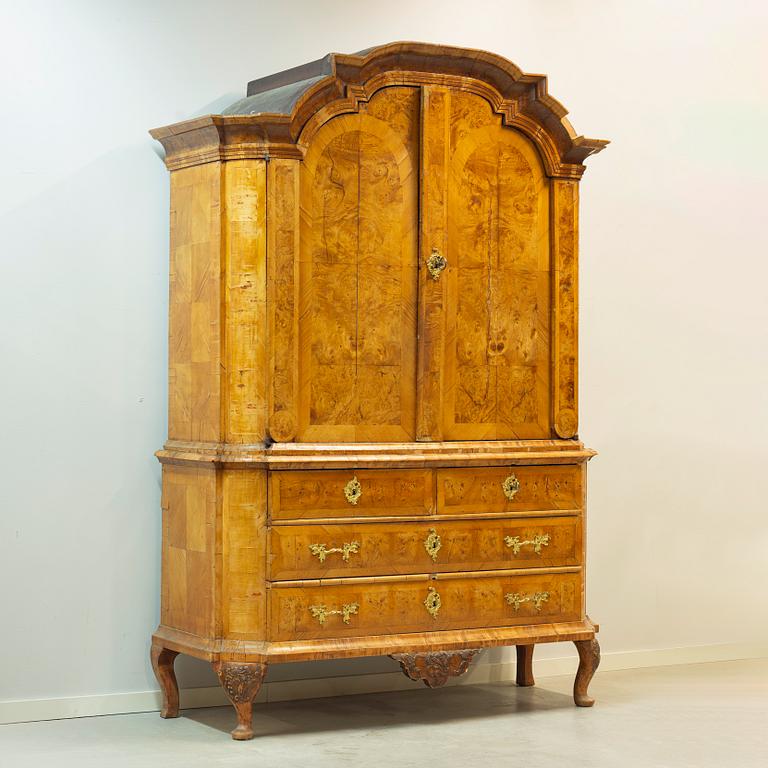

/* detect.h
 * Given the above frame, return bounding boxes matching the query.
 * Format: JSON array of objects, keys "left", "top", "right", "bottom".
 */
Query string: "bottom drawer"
[{"left": 269, "top": 570, "right": 582, "bottom": 641}]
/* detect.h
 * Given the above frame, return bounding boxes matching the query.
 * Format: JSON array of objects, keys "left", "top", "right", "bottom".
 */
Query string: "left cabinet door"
[{"left": 292, "top": 86, "right": 420, "bottom": 442}]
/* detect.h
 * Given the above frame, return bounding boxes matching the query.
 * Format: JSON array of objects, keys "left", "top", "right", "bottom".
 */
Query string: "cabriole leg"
[
  {"left": 150, "top": 643, "right": 180, "bottom": 718},
  {"left": 515, "top": 644, "right": 535, "bottom": 687},
  {"left": 573, "top": 638, "right": 601, "bottom": 706},
  {"left": 213, "top": 661, "right": 267, "bottom": 740}
]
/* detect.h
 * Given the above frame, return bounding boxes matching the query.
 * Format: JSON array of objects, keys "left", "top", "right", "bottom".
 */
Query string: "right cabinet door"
[{"left": 418, "top": 87, "right": 552, "bottom": 440}]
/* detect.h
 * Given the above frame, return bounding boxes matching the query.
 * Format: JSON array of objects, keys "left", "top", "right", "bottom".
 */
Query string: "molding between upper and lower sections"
[
  {"left": 156, "top": 439, "right": 597, "bottom": 470},
  {"left": 3, "top": 641, "right": 765, "bottom": 726}
]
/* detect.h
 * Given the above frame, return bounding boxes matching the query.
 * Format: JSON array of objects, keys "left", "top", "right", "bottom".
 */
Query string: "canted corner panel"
[
  {"left": 552, "top": 180, "right": 579, "bottom": 438},
  {"left": 422, "top": 88, "right": 552, "bottom": 441},
  {"left": 225, "top": 160, "right": 268, "bottom": 443},
  {"left": 296, "top": 86, "right": 420, "bottom": 443},
  {"left": 267, "top": 158, "right": 301, "bottom": 443},
  {"left": 221, "top": 469, "right": 268, "bottom": 639},
  {"left": 168, "top": 163, "right": 223, "bottom": 443},
  {"left": 160, "top": 465, "right": 218, "bottom": 637}
]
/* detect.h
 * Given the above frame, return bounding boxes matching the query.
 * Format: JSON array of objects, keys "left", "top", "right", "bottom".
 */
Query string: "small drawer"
[
  {"left": 269, "top": 516, "right": 581, "bottom": 580},
  {"left": 437, "top": 465, "right": 583, "bottom": 515},
  {"left": 269, "top": 570, "right": 582, "bottom": 641},
  {"left": 269, "top": 469, "right": 434, "bottom": 521}
]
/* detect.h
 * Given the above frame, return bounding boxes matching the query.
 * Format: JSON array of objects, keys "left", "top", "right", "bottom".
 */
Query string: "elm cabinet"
[{"left": 150, "top": 42, "right": 607, "bottom": 740}]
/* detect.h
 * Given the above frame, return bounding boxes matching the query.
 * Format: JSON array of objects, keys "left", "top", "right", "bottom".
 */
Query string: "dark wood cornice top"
[{"left": 150, "top": 42, "right": 608, "bottom": 175}]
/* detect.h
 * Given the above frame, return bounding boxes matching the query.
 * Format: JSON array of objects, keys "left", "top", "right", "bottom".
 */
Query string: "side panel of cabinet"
[
  {"left": 296, "top": 86, "right": 420, "bottom": 442},
  {"left": 419, "top": 87, "right": 552, "bottom": 440}
]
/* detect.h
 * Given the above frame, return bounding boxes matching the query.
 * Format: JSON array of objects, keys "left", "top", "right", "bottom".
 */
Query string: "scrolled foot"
[
  {"left": 213, "top": 660, "right": 267, "bottom": 741},
  {"left": 150, "top": 643, "right": 180, "bottom": 718},
  {"left": 515, "top": 644, "right": 535, "bottom": 687},
  {"left": 573, "top": 638, "right": 600, "bottom": 707}
]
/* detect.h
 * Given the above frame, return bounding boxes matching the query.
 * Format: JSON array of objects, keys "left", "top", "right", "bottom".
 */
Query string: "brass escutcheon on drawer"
[
  {"left": 308, "top": 541, "right": 360, "bottom": 563},
  {"left": 504, "top": 533, "right": 551, "bottom": 555},
  {"left": 424, "top": 586, "right": 441, "bottom": 619},
  {"left": 343, "top": 476, "right": 362, "bottom": 505},
  {"left": 309, "top": 602, "right": 359, "bottom": 626},
  {"left": 424, "top": 528, "right": 442, "bottom": 561},
  {"left": 505, "top": 591, "right": 550, "bottom": 611},
  {"left": 501, "top": 473, "right": 521, "bottom": 500}
]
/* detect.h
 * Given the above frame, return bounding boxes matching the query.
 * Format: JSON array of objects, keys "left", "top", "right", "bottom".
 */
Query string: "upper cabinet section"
[{"left": 152, "top": 43, "right": 607, "bottom": 447}]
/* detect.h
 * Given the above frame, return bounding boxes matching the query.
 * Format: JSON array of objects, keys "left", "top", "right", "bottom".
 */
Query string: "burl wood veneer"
[{"left": 150, "top": 42, "right": 607, "bottom": 739}]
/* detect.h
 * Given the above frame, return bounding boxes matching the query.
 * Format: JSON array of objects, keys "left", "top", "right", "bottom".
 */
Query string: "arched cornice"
[{"left": 151, "top": 42, "right": 608, "bottom": 177}]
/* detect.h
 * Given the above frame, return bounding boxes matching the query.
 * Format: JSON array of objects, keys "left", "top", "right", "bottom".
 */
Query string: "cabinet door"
[
  {"left": 296, "top": 87, "right": 420, "bottom": 442},
  {"left": 418, "top": 87, "right": 552, "bottom": 440}
]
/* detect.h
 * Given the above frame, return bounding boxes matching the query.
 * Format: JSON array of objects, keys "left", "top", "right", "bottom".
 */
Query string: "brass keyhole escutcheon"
[
  {"left": 502, "top": 473, "right": 520, "bottom": 501},
  {"left": 426, "top": 248, "right": 447, "bottom": 280},
  {"left": 424, "top": 528, "right": 442, "bottom": 561},
  {"left": 424, "top": 587, "right": 441, "bottom": 619},
  {"left": 344, "top": 476, "right": 362, "bottom": 505}
]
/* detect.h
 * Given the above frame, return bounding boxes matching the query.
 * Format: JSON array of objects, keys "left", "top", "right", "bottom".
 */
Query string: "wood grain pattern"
[
  {"left": 267, "top": 159, "right": 300, "bottom": 442},
  {"left": 221, "top": 470, "right": 268, "bottom": 639},
  {"left": 269, "top": 570, "right": 582, "bottom": 641},
  {"left": 160, "top": 465, "right": 217, "bottom": 637},
  {"left": 391, "top": 648, "right": 481, "bottom": 687},
  {"left": 224, "top": 160, "right": 267, "bottom": 443},
  {"left": 441, "top": 90, "right": 551, "bottom": 439},
  {"left": 269, "top": 468, "right": 434, "bottom": 520},
  {"left": 437, "top": 465, "right": 583, "bottom": 514},
  {"left": 269, "top": 515, "right": 581, "bottom": 580},
  {"left": 552, "top": 179, "right": 579, "bottom": 438},
  {"left": 167, "top": 163, "right": 222, "bottom": 442},
  {"left": 298, "top": 86, "right": 419, "bottom": 442}
]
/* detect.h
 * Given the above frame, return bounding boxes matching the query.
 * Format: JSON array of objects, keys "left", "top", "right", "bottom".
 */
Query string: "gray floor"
[{"left": 2, "top": 659, "right": 766, "bottom": 768}]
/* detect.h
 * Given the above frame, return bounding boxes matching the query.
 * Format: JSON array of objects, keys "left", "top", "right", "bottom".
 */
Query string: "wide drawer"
[
  {"left": 437, "top": 465, "right": 583, "bottom": 514},
  {"left": 269, "top": 469, "right": 434, "bottom": 521},
  {"left": 269, "top": 516, "right": 581, "bottom": 580},
  {"left": 269, "top": 570, "right": 582, "bottom": 641}
]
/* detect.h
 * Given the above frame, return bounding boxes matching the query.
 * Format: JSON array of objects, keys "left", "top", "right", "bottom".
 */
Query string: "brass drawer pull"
[
  {"left": 424, "top": 528, "right": 442, "bottom": 561},
  {"left": 504, "top": 533, "right": 551, "bottom": 555},
  {"left": 343, "top": 476, "right": 362, "bottom": 505},
  {"left": 308, "top": 541, "right": 360, "bottom": 563},
  {"left": 309, "top": 602, "right": 359, "bottom": 626},
  {"left": 505, "top": 591, "right": 550, "bottom": 612},
  {"left": 424, "top": 587, "right": 441, "bottom": 619},
  {"left": 426, "top": 248, "right": 447, "bottom": 280},
  {"left": 501, "top": 473, "right": 521, "bottom": 500}
]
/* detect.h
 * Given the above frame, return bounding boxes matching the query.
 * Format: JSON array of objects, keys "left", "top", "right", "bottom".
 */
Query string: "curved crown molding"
[{"left": 151, "top": 42, "right": 608, "bottom": 176}]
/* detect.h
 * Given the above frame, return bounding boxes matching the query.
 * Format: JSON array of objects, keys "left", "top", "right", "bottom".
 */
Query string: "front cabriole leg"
[
  {"left": 213, "top": 661, "right": 267, "bottom": 740},
  {"left": 573, "top": 638, "right": 601, "bottom": 706},
  {"left": 150, "top": 643, "right": 180, "bottom": 718}
]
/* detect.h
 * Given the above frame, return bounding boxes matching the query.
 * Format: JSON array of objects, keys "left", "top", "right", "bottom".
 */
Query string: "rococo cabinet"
[{"left": 150, "top": 42, "right": 608, "bottom": 740}]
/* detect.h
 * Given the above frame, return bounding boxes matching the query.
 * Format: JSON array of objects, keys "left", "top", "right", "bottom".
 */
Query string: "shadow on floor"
[{"left": 183, "top": 682, "right": 574, "bottom": 737}]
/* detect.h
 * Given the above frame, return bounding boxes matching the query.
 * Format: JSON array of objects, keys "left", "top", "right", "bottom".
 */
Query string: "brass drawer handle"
[
  {"left": 426, "top": 248, "right": 447, "bottom": 280},
  {"left": 505, "top": 591, "right": 550, "bottom": 612},
  {"left": 504, "top": 533, "right": 551, "bottom": 555},
  {"left": 308, "top": 541, "right": 360, "bottom": 563},
  {"left": 424, "top": 587, "right": 441, "bottom": 619},
  {"left": 502, "top": 473, "right": 521, "bottom": 500},
  {"left": 309, "top": 602, "right": 359, "bottom": 626},
  {"left": 343, "top": 476, "right": 362, "bottom": 505},
  {"left": 424, "top": 528, "right": 442, "bottom": 561}
]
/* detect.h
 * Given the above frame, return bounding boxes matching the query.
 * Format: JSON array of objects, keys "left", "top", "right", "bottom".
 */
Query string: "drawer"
[
  {"left": 269, "top": 469, "right": 434, "bottom": 521},
  {"left": 269, "top": 570, "right": 582, "bottom": 641},
  {"left": 269, "top": 516, "right": 581, "bottom": 580},
  {"left": 437, "top": 465, "right": 583, "bottom": 515}
]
